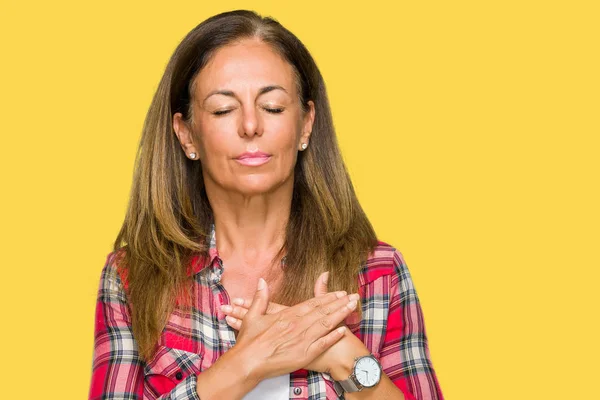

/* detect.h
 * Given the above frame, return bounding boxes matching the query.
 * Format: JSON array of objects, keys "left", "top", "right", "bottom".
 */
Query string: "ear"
[
  {"left": 298, "top": 100, "right": 315, "bottom": 150},
  {"left": 172, "top": 112, "right": 199, "bottom": 159}
]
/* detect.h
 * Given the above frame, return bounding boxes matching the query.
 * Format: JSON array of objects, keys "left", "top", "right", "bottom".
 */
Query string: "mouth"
[{"left": 234, "top": 152, "right": 272, "bottom": 166}]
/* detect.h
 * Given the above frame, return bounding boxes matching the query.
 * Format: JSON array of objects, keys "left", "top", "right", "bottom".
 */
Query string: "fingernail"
[
  {"left": 336, "top": 291, "right": 347, "bottom": 298},
  {"left": 322, "top": 271, "right": 330, "bottom": 284},
  {"left": 257, "top": 278, "right": 266, "bottom": 291},
  {"left": 348, "top": 293, "right": 360, "bottom": 302},
  {"left": 232, "top": 298, "right": 244, "bottom": 306},
  {"left": 221, "top": 305, "right": 232, "bottom": 313},
  {"left": 337, "top": 326, "right": 346, "bottom": 334},
  {"left": 226, "top": 316, "right": 237, "bottom": 324},
  {"left": 347, "top": 300, "right": 357, "bottom": 310}
]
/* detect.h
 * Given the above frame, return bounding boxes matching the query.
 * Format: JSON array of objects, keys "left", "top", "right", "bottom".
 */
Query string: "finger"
[
  {"left": 225, "top": 315, "right": 242, "bottom": 331},
  {"left": 231, "top": 297, "right": 252, "bottom": 307},
  {"left": 314, "top": 271, "right": 329, "bottom": 297},
  {"left": 289, "top": 290, "right": 347, "bottom": 317},
  {"left": 246, "top": 278, "right": 269, "bottom": 318},
  {"left": 221, "top": 304, "right": 248, "bottom": 320},
  {"left": 306, "top": 325, "right": 347, "bottom": 360},
  {"left": 303, "top": 293, "right": 359, "bottom": 340},
  {"left": 232, "top": 298, "right": 288, "bottom": 315}
]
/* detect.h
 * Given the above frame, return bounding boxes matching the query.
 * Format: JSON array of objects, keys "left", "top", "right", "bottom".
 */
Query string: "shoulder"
[
  {"left": 97, "top": 248, "right": 129, "bottom": 297},
  {"left": 358, "top": 240, "right": 409, "bottom": 287}
]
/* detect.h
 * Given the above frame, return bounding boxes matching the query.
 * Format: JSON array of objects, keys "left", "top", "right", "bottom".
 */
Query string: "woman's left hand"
[{"left": 221, "top": 272, "right": 371, "bottom": 376}]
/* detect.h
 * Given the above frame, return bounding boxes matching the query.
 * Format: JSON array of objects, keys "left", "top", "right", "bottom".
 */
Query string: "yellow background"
[{"left": 1, "top": 1, "right": 598, "bottom": 399}]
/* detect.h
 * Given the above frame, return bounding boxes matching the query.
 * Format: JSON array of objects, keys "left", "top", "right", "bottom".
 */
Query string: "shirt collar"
[{"left": 188, "top": 223, "right": 221, "bottom": 278}]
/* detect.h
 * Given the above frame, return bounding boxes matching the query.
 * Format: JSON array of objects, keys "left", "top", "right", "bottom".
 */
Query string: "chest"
[
  {"left": 144, "top": 269, "right": 388, "bottom": 399},
  {"left": 219, "top": 264, "right": 283, "bottom": 302},
  {"left": 145, "top": 276, "right": 340, "bottom": 399}
]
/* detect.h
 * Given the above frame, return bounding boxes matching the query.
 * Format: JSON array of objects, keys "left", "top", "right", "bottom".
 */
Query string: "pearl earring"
[
  {"left": 189, "top": 152, "right": 196, "bottom": 159},
  {"left": 301, "top": 143, "right": 308, "bottom": 150}
]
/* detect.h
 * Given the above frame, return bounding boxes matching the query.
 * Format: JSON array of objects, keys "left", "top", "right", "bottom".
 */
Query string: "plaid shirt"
[{"left": 90, "top": 228, "right": 444, "bottom": 399}]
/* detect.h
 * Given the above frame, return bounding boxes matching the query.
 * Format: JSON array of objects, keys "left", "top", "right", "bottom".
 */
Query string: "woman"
[{"left": 89, "top": 9, "right": 444, "bottom": 400}]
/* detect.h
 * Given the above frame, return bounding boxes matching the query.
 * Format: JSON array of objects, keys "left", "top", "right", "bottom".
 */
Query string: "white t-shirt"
[{"left": 242, "top": 374, "right": 290, "bottom": 400}]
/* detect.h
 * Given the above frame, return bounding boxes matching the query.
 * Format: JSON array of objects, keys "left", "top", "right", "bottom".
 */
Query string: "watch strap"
[{"left": 333, "top": 376, "right": 362, "bottom": 395}]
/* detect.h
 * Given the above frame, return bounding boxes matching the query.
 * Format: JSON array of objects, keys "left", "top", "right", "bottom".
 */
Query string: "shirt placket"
[
  {"left": 206, "top": 230, "right": 311, "bottom": 398},
  {"left": 290, "top": 369, "right": 309, "bottom": 399},
  {"left": 209, "top": 257, "right": 237, "bottom": 352}
]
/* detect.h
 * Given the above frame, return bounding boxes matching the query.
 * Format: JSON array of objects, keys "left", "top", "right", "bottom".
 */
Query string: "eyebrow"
[{"left": 203, "top": 85, "right": 288, "bottom": 104}]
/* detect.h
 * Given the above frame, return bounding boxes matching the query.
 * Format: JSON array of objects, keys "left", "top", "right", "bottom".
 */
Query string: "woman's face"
[{"left": 173, "top": 37, "right": 315, "bottom": 196}]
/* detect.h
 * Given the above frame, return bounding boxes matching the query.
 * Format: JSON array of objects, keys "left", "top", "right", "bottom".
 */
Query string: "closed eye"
[
  {"left": 264, "top": 107, "right": 284, "bottom": 114},
  {"left": 212, "top": 108, "right": 283, "bottom": 116}
]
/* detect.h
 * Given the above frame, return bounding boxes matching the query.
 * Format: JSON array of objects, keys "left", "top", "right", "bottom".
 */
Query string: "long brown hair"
[{"left": 114, "top": 9, "right": 378, "bottom": 361}]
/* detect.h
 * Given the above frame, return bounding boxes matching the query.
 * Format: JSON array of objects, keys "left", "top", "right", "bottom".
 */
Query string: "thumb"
[
  {"left": 314, "top": 271, "right": 329, "bottom": 297},
  {"left": 247, "top": 277, "right": 269, "bottom": 318}
]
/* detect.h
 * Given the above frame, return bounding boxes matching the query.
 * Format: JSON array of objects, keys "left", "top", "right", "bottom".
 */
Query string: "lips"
[
  {"left": 234, "top": 151, "right": 271, "bottom": 166},
  {"left": 236, "top": 151, "right": 270, "bottom": 160}
]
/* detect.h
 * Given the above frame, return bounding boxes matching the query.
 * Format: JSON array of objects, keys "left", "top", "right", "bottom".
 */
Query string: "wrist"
[
  {"left": 233, "top": 342, "right": 265, "bottom": 386},
  {"left": 196, "top": 346, "right": 259, "bottom": 399},
  {"left": 329, "top": 333, "right": 375, "bottom": 387},
  {"left": 330, "top": 358, "right": 355, "bottom": 381},
  {"left": 329, "top": 344, "right": 371, "bottom": 381}
]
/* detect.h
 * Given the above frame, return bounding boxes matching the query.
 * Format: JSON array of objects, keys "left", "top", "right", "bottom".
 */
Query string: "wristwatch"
[{"left": 333, "top": 354, "right": 382, "bottom": 395}]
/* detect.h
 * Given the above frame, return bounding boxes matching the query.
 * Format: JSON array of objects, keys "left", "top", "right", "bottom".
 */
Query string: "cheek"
[
  {"left": 272, "top": 126, "right": 300, "bottom": 161},
  {"left": 195, "top": 120, "right": 231, "bottom": 158},
  {"left": 272, "top": 115, "right": 303, "bottom": 149},
  {"left": 199, "top": 134, "right": 227, "bottom": 157},
  {"left": 273, "top": 141, "right": 301, "bottom": 184}
]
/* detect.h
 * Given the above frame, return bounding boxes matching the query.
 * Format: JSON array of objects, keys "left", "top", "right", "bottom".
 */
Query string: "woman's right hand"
[{"left": 232, "top": 277, "right": 359, "bottom": 384}]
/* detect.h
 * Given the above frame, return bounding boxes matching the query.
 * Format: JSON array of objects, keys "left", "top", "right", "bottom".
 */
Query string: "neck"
[{"left": 204, "top": 176, "right": 293, "bottom": 270}]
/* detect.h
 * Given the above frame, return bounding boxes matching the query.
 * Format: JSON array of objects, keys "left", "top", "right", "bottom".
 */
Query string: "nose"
[{"left": 239, "top": 104, "right": 263, "bottom": 138}]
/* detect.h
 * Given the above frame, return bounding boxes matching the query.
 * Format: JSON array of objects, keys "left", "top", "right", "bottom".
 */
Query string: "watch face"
[{"left": 354, "top": 356, "right": 381, "bottom": 388}]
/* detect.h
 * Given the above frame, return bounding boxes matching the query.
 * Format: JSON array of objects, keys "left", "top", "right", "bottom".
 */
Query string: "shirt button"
[
  {"left": 175, "top": 371, "right": 183, "bottom": 380},
  {"left": 293, "top": 387, "right": 302, "bottom": 395}
]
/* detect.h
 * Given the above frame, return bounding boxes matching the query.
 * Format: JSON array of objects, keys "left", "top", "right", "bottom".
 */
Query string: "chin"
[{"left": 233, "top": 174, "right": 290, "bottom": 195}]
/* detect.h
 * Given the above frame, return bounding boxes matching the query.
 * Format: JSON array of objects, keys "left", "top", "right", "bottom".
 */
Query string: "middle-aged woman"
[{"left": 89, "top": 9, "right": 444, "bottom": 400}]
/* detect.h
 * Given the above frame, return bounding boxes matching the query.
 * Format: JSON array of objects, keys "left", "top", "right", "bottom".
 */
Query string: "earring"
[
  {"left": 301, "top": 143, "right": 308, "bottom": 150},
  {"left": 189, "top": 152, "right": 197, "bottom": 159}
]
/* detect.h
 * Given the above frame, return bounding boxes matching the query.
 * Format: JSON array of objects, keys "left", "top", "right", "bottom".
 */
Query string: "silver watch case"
[{"left": 333, "top": 354, "right": 382, "bottom": 395}]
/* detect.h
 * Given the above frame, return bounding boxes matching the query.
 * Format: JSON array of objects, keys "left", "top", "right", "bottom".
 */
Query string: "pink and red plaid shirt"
[{"left": 89, "top": 227, "right": 444, "bottom": 399}]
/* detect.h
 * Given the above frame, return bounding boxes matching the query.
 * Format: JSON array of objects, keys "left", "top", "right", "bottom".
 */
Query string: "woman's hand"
[
  {"left": 221, "top": 272, "right": 371, "bottom": 376},
  {"left": 227, "top": 275, "right": 360, "bottom": 384}
]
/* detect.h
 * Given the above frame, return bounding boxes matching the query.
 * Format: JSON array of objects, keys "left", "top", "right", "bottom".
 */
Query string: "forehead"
[{"left": 194, "top": 38, "right": 297, "bottom": 98}]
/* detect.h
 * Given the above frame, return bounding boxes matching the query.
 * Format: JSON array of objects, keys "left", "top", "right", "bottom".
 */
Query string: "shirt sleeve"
[
  {"left": 89, "top": 252, "right": 201, "bottom": 400},
  {"left": 378, "top": 249, "right": 444, "bottom": 400}
]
